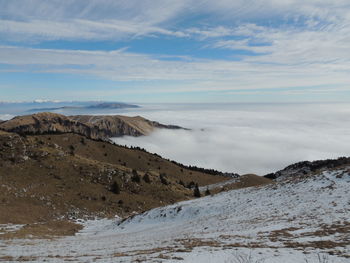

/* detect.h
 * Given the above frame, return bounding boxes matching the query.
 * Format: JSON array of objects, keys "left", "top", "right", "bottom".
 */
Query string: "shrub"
[
  {"left": 160, "top": 173, "right": 168, "bottom": 185},
  {"left": 143, "top": 173, "right": 151, "bottom": 183},
  {"left": 69, "top": 145, "right": 75, "bottom": 155},
  {"left": 205, "top": 187, "right": 211, "bottom": 196},
  {"left": 179, "top": 180, "right": 185, "bottom": 187},
  {"left": 187, "top": 181, "right": 196, "bottom": 189},
  {"left": 131, "top": 169, "right": 141, "bottom": 183},
  {"left": 80, "top": 138, "right": 86, "bottom": 145}
]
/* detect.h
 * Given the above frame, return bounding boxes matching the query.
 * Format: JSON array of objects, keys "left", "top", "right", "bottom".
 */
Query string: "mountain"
[
  {"left": 1, "top": 114, "right": 348, "bottom": 262},
  {"left": 27, "top": 102, "right": 139, "bottom": 112},
  {"left": 0, "top": 112, "right": 184, "bottom": 140},
  {"left": 69, "top": 114, "right": 185, "bottom": 137},
  {"left": 0, "top": 130, "right": 229, "bottom": 233},
  {"left": 1, "top": 157, "right": 348, "bottom": 261},
  {"left": 264, "top": 157, "right": 350, "bottom": 181},
  {"left": 86, "top": 102, "right": 139, "bottom": 109}
]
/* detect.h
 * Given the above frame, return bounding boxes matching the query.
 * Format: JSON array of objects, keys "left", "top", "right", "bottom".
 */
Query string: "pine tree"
[
  {"left": 193, "top": 184, "right": 201, "bottom": 198},
  {"left": 110, "top": 181, "right": 120, "bottom": 194}
]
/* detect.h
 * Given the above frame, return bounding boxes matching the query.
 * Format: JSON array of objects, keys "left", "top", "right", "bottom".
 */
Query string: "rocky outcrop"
[
  {"left": 0, "top": 131, "right": 28, "bottom": 163},
  {"left": 264, "top": 157, "right": 350, "bottom": 181},
  {"left": 70, "top": 115, "right": 183, "bottom": 138},
  {"left": 0, "top": 112, "right": 184, "bottom": 140}
]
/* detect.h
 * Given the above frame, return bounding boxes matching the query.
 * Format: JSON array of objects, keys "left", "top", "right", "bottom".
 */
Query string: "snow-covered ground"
[
  {"left": 198, "top": 178, "right": 239, "bottom": 191},
  {"left": 1, "top": 168, "right": 349, "bottom": 262}
]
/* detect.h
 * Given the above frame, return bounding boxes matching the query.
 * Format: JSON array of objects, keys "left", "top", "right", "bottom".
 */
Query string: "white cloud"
[
  {"left": 1, "top": 45, "right": 349, "bottom": 94},
  {"left": 0, "top": 18, "right": 186, "bottom": 42},
  {"left": 1, "top": 0, "right": 349, "bottom": 41},
  {"left": 113, "top": 103, "right": 350, "bottom": 174},
  {"left": 0, "top": 0, "right": 188, "bottom": 41},
  {"left": 0, "top": 1, "right": 349, "bottom": 97}
]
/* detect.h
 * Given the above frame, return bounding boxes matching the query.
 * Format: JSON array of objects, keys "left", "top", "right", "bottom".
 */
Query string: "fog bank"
[{"left": 113, "top": 103, "right": 350, "bottom": 175}]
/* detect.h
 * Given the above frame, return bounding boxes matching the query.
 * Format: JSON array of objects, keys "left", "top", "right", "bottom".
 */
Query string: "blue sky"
[{"left": 0, "top": 0, "right": 349, "bottom": 103}]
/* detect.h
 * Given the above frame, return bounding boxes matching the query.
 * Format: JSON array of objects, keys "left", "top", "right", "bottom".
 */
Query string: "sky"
[{"left": 0, "top": 0, "right": 350, "bottom": 102}]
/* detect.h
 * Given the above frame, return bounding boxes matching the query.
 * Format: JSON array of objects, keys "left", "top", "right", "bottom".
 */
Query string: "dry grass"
[
  {"left": 0, "top": 131, "right": 230, "bottom": 238},
  {"left": 211, "top": 174, "right": 273, "bottom": 194},
  {"left": 0, "top": 220, "right": 82, "bottom": 239}
]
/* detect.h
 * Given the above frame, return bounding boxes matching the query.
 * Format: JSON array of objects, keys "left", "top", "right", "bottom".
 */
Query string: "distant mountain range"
[{"left": 27, "top": 102, "right": 139, "bottom": 113}]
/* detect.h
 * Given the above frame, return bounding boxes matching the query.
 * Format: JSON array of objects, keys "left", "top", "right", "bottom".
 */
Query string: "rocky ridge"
[
  {"left": 264, "top": 156, "right": 350, "bottom": 181},
  {"left": 0, "top": 112, "right": 184, "bottom": 140}
]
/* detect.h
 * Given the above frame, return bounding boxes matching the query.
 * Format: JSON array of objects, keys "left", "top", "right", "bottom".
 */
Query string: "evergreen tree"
[
  {"left": 110, "top": 181, "right": 120, "bottom": 194},
  {"left": 193, "top": 184, "right": 201, "bottom": 198}
]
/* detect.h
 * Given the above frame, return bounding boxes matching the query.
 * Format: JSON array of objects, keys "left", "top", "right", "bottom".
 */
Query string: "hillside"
[
  {"left": 0, "top": 112, "right": 184, "bottom": 140},
  {"left": 0, "top": 130, "right": 229, "bottom": 235},
  {"left": 264, "top": 157, "right": 350, "bottom": 181},
  {"left": 1, "top": 165, "right": 348, "bottom": 262}
]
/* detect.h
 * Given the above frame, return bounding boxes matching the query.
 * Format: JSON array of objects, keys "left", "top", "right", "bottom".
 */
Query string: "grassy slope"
[{"left": 0, "top": 131, "right": 228, "bottom": 230}]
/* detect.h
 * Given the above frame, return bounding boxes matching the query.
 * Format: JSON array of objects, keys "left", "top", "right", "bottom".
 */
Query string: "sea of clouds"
[
  {"left": 1, "top": 102, "right": 349, "bottom": 175},
  {"left": 113, "top": 103, "right": 350, "bottom": 175}
]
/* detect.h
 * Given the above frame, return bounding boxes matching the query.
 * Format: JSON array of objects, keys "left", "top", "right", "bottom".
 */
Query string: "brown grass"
[
  {"left": 0, "top": 131, "right": 231, "bottom": 238},
  {"left": 210, "top": 174, "right": 273, "bottom": 194},
  {"left": 0, "top": 220, "right": 82, "bottom": 239}
]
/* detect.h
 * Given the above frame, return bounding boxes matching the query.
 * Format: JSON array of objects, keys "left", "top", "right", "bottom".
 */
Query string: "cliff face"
[
  {"left": 0, "top": 112, "right": 184, "bottom": 140},
  {"left": 70, "top": 115, "right": 154, "bottom": 137}
]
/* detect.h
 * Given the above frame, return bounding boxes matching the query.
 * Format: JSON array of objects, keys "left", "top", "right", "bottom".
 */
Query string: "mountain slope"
[
  {"left": 1, "top": 165, "right": 349, "bottom": 262},
  {"left": 0, "top": 131, "right": 228, "bottom": 228},
  {"left": 264, "top": 157, "right": 350, "bottom": 181}
]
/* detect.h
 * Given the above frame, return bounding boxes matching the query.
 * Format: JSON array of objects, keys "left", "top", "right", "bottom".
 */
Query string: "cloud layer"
[
  {"left": 113, "top": 103, "right": 350, "bottom": 174},
  {"left": 0, "top": 0, "right": 350, "bottom": 101}
]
